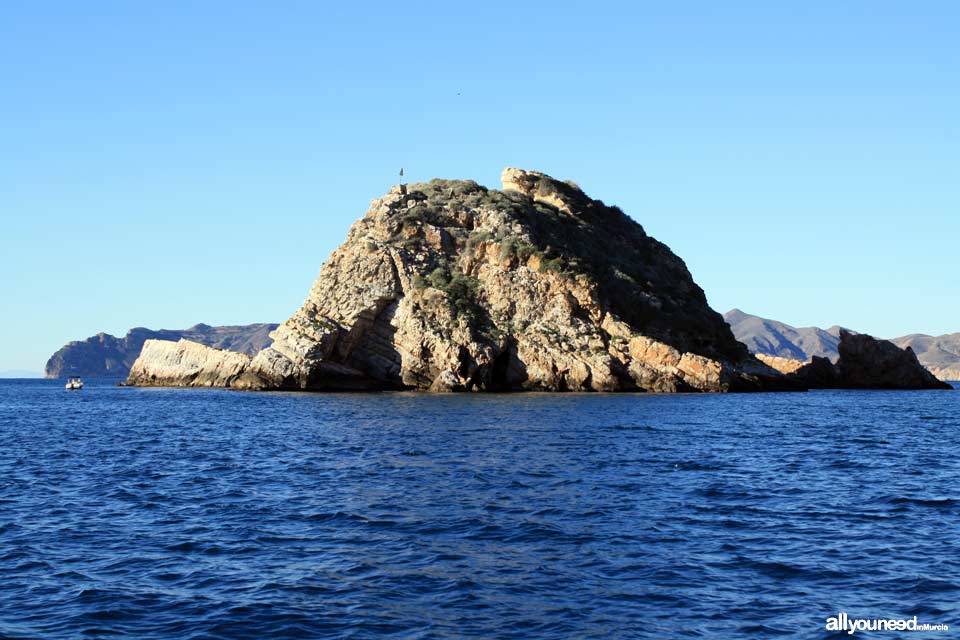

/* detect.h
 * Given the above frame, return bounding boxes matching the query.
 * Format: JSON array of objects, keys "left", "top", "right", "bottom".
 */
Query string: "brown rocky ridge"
[{"left": 127, "top": 168, "right": 793, "bottom": 392}]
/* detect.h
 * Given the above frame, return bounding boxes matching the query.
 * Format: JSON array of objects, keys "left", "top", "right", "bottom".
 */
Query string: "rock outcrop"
[
  {"left": 127, "top": 339, "right": 258, "bottom": 388},
  {"left": 128, "top": 168, "right": 793, "bottom": 392},
  {"left": 46, "top": 323, "right": 277, "bottom": 378},
  {"left": 755, "top": 353, "right": 808, "bottom": 375},
  {"left": 788, "top": 331, "right": 951, "bottom": 390}
]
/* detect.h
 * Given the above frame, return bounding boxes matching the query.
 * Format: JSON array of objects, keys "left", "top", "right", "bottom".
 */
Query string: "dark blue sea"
[{"left": 1, "top": 379, "right": 958, "bottom": 639}]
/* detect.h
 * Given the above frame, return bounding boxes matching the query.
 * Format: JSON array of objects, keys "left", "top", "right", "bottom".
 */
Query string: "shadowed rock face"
[
  {"left": 128, "top": 168, "right": 794, "bottom": 392},
  {"left": 788, "top": 331, "right": 951, "bottom": 390},
  {"left": 45, "top": 323, "right": 278, "bottom": 378}
]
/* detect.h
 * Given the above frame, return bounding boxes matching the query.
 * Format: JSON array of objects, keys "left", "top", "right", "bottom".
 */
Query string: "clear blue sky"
[{"left": 2, "top": 1, "right": 957, "bottom": 372}]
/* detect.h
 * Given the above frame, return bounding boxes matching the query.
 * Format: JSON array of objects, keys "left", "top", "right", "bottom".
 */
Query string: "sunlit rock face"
[{"left": 127, "top": 340, "right": 256, "bottom": 388}]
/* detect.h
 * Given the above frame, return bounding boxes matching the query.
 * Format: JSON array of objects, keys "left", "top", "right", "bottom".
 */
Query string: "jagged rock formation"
[
  {"left": 791, "top": 356, "right": 840, "bottom": 389},
  {"left": 832, "top": 331, "right": 951, "bottom": 389},
  {"left": 726, "top": 309, "right": 960, "bottom": 382},
  {"left": 128, "top": 168, "right": 792, "bottom": 392},
  {"left": 45, "top": 323, "right": 277, "bottom": 378},
  {"left": 787, "top": 331, "right": 950, "bottom": 390}
]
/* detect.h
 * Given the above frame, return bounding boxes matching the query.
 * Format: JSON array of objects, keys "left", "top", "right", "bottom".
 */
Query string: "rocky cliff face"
[
  {"left": 787, "top": 331, "right": 950, "bottom": 390},
  {"left": 128, "top": 168, "right": 789, "bottom": 392},
  {"left": 45, "top": 323, "right": 277, "bottom": 378}
]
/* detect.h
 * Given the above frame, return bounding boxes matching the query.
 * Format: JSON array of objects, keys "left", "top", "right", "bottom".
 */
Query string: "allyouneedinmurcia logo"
[{"left": 826, "top": 612, "right": 949, "bottom": 634}]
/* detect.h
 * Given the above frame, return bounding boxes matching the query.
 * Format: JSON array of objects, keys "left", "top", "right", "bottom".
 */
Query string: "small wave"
[
  {"left": 696, "top": 484, "right": 750, "bottom": 499},
  {"left": 888, "top": 496, "right": 956, "bottom": 509},
  {"left": 303, "top": 510, "right": 368, "bottom": 524},
  {"left": 848, "top": 436, "right": 891, "bottom": 445},
  {"left": 746, "top": 559, "right": 810, "bottom": 579},
  {"left": 152, "top": 571, "right": 185, "bottom": 582},
  {"left": 75, "top": 587, "right": 116, "bottom": 603},
  {"left": 607, "top": 424, "right": 659, "bottom": 431},
  {"left": 738, "top": 623, "right": 793, "bottom": 635},
  {"left": 670, "top": 460, "right": 725, "bottom": 471},
  {"left": 14, "top": 559, "right": 52, "bottom": 572},
  {"left": 531, "top": 507, "right": 564, "bottom": 516},
  {"left": 164, "top": 541, "right": 227, "bottom": 555},
  {"left": 738, "top": 557, "right": 844, "bottom": 581},
  {"left": 902, "top": 577, "right": 960, "bottom": 595}
]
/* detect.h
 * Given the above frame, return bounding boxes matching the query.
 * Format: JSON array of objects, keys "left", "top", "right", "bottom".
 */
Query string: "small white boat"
[{"left": 65, "top": 377, "right": 84, "bottom": 390}]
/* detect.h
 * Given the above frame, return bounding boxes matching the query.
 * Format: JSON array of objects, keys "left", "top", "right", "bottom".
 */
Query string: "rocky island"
[
  {"left": 128, "top": 169, "right": 796, "bottom": 392},
  {"left": 126, "top": 169, "right": 948, "bottom": 393}
]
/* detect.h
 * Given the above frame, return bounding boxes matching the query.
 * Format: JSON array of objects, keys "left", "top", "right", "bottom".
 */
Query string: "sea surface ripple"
[{"left": 1, "top": 379, "right": 958, "bottom": 638}]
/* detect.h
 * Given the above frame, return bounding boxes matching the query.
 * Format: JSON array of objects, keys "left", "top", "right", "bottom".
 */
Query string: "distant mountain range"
[
  {"left": 45, "top": 323, "right": 278, "bottom": 378},
  {"left": 724, "top": 309, "right": 960, "bottom": 381}
]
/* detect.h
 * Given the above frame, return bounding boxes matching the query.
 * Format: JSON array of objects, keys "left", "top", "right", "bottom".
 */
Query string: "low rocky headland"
[
  {"left": 127, "top": 168, "right": 796, "bottom": 392},
  {"left": 125, "top": 169, "right": 949, "bottom": 393}
]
